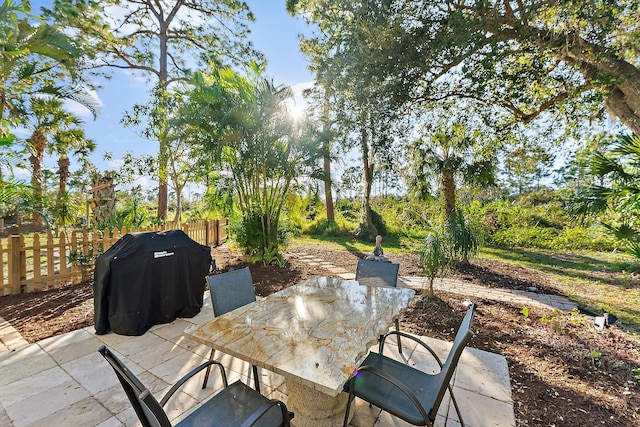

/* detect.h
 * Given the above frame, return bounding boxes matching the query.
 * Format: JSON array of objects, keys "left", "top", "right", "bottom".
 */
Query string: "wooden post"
[
  {"left": 214, "top": 219, "right": 220, "bottom": 246},
  {"left": 33, "top": 233, "right": 42, "bottom": 291},
  {"left": 0, "top": 239, "right": 5, "bottom": 294},
  {"left": 19, "top": 234, "right": 26, "bottom": 286},
  {"left": 8, "top": 235, "right": 20, "bottom": 294},
  {"left": 219, "top": 218, "right": 227, "bottom": 244},
  {"left": 59, "top": 231, "right": 68, "bottom": 286},
  {"left": 205, "top": 220, "right": 211, "bottom": 246},
  {"left": 70, "top": 230, "right": 79, "bottom": 283}
]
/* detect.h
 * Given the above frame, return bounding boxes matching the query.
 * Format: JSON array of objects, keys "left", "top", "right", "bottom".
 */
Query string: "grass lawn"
[
  {"left": 480, "top": 246, "right": 640, "bottom": 330},
  {"left": 293, "top": 236, "right": 640, "bottom": 330}
]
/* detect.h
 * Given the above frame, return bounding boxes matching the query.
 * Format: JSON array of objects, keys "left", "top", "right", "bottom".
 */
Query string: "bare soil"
[{"left": 1, "top": 243, "right": 638, "bottom": 426}]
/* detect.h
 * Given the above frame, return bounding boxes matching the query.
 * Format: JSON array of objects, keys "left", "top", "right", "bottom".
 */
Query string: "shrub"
[
  {"left": 447, "top": 208, "right": 479, "bottom": 263},
  {"left": 417, "top": 227, "right": 454, "bottom": 298}
]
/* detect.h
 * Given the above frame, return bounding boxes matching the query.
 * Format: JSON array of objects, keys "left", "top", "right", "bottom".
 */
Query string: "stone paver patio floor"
[{"left": 0, "top": 288, "right": 516, "bottom": 427}]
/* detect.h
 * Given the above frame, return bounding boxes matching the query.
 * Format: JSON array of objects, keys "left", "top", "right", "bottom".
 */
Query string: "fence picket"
[
  {"left": 0, "top": 239, "right": 4, "bottom": 296},
  {"left": 47, "top": 231, "right": 55, "bottom": 289},
  {"left": 33, "top": 234, "right": 41, "bottom": 292}
]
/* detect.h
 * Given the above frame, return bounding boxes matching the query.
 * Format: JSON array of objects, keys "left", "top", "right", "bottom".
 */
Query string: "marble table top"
[{"left": 184, "top": 276, "right": 415, "bottom": 396}]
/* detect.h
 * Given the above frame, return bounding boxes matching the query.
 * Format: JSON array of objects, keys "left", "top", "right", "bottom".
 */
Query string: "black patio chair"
[
  {"left": 342, "top": 303, "right": 477, "bottom": 427},
  {"left": 202, "top": 267, "right": 260, "bottom": 391},
  {"left": 98, "top": 345, "right": 293, "bottom": 427},
  {"left": 355, "top": 259, "right": 405, "bottom": 352}
]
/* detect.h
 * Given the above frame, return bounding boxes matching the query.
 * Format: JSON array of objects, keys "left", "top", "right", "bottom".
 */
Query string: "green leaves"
[
  {"left": 293, "top": 0, "right": 640, "bottom": 137},
  {"left": 447, "top": 208, "right": 479, "bottom": 264},
  {"left": 574, "top": 133, "right": 640, "bottom": 258},
  {"left": 0, "top": 0, "right": 87, "bottom": 133},
  {"left": 179, "top": 65, "right": 321, "bottom": 260},
  {"left": 0, "top": 178, "right": 31, "bottom": 213},
  {"left": 417, "top": 227, "right": 454, "bottom": 297}
]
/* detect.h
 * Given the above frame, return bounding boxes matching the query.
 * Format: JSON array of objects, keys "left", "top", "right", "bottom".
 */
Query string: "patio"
[{"left": 0, "top": 291, "right": 515, "bottom": 427}]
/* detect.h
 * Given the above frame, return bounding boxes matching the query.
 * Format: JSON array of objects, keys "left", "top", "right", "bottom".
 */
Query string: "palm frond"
[
  {"left": 628, "top": 240, "right": 640, "bottom": 261},
  {"left": 0, "top": 179, "right": 31, "bottom": 209},
  {"left": 567, "top": 185, "right": 612, "bottom": 215},
  {"left": 41, "top": 84, "right": 101, "bottom": 119},
  {"left": 601, "top": 223, "right": 640, "bottom": 241},
  {"left": 589, "top": 151, "right": 629, "bottom": 180},
  {"left": 612, "top": 134, "right": 640, "bottom": 158}
]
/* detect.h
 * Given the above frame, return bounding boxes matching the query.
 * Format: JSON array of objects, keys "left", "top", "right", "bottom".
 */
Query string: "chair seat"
[
  {"left": 177, "top": 381, "right": 285, "bottom": 427},
  {"left": 346, "top": 352, "right": 441, "bottom": 425}
]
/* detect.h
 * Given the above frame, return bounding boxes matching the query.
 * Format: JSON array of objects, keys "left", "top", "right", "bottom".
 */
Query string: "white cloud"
[
  {"left": 12, "top": 166, "right": 30, "bottom": 179},
  {"left": 122, "top": 69, "right": 151, "bottom": 88},
  {"left": 106, "top": 158, "right": 123, "bottom": 169},
  {"left": 132, "top": 176, "right": 152, "bottom": 189}
]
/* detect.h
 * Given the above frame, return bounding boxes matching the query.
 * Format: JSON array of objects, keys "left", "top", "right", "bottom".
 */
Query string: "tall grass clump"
[
  {"left": 447, "top": 208, "right": 479, "bottom": 264},
  {"left": 417, "top": 227, "right": 454, "bottom": 298}
]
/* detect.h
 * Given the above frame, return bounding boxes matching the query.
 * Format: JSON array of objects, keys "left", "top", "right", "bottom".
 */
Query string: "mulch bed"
[{"left": 0, "top": 243, "right": 638, "bottom": 426}]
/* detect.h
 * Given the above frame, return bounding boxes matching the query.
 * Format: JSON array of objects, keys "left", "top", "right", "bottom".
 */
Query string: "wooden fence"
[{"left": 0, "top": 219, "right": 228, "bottom": 296}]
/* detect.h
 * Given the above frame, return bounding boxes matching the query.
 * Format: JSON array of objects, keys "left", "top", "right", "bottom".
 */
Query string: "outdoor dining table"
[{"left": 183, "top": 276, "right": 415, "bottom": 427}]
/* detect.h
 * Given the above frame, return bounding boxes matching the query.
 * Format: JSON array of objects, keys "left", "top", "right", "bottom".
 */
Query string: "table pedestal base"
[{"left": 286, "top": 381, "right": 353, "bottom": 427}]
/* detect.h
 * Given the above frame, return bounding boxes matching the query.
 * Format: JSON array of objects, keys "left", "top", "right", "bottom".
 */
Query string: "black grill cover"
[{"left": 94, "top": 230, "right": 212, "bottom": 335}]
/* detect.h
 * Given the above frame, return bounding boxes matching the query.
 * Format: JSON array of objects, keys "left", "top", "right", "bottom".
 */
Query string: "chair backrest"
[
  {"left": 429, "top": 303, "right": 477, "bottom": 420},
  {"left": 207, "top": 267, "right": 256, "bottom": 317},
  {"left": 98, "top": 345, "right": 171, "bottom": 427},
  {"left": 355, "top": 259, "right": 400, "bottom": 287}
]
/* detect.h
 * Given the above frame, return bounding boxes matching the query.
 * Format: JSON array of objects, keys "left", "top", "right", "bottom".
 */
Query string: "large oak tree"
[{"left": 289, "top": 0, "right": 640, "bottom": 137}]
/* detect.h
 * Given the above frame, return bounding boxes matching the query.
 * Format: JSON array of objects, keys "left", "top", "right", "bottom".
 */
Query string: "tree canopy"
[
  {"left": 289, "top": 0, "right": 640, "bottom": 137},
  {"left": 45, "top": 0, "right": 259, "bottom": 219}
]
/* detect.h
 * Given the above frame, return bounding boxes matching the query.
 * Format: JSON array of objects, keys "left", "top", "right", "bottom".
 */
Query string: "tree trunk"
[
  {"left": 422, "top": 277, "right": 435, "bottom": 298},
  {"left": 57, "top": 156, "right": 71, "bottom": 196},
  {"left": 323, "top": 150, "right": 334, "bottom": 220},
  {"left": 442, "top": 168, "right": 456, "bottom": 217},
  {"left": 156, "top": 16, "right": 171, "bottom": 221},
  {"left": 90, "top": 172, "right": 116, "bottom": 226},
  {"left": 355, "top": 121, "right": 377, "bottom": 240},
  {"left": 173, "top": 183, "right": 183, "bottom": 223},
  {"left": 28, "top": 130, "right": 47, "bottom": 227},
  {"left": 321, "top": 94, "right": 334, "bottom": 221}
]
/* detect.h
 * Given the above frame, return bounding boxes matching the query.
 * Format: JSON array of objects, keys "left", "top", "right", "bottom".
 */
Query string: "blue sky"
[{"left": 28, "top": 1, "right": 315, "bottom": 183}]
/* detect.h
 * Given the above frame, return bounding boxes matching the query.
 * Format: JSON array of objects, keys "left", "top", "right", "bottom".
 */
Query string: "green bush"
[
  {"left": 465, "top": 192, "right": 618, "bottom": 252},
  {"left": 230, "top": 210, "right": 290, "bottom": 264},
  {"left": 306, "top": 218, "right": 353, "bottom": 237},
  {"left": 370, "top": 207, "right": 387, "bottom": 235}
]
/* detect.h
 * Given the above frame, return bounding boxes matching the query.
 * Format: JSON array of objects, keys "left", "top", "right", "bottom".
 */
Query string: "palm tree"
[
  {"left": 572, "top": 134, "right": 640, "bottom": 258},
  {"left": 50, "top": 127, "right": 95, "bottom": 197},
  {"left": 409, "top": 120, "right": 496, "bottom": 216},
  {"left": 0, "top": 1, "right": 97, "bottom": 133},
  {"left": 24, "top": 96, "right": 89, "bottom": 227}
]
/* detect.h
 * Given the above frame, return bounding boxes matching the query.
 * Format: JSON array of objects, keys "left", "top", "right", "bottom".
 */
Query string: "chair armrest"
[
  {"left": 380, "top": 331, "right": 443, "bottom": 368},
  {"left": 352, "top": 365, "right": 429, "bottom": 423},
  {"left": 160, "top": 361, "right": 228, "bottom": 407},
  {"left": 240, "top": 399, "right": 290, "bottom": 427}
]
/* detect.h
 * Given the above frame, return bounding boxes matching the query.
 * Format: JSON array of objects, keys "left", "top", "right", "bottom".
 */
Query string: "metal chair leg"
[
  {"left": 343, "top": 381, "right": 356, "bottom": 427},
  {"left": 395, "top": 318, "right": 402, "bottom": 354},
  {"left": 201, "top": 348, "right": 216, "bottom": 389},
  {"left": 252, "top": 364, "right": 261, "bottom": 393}
]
